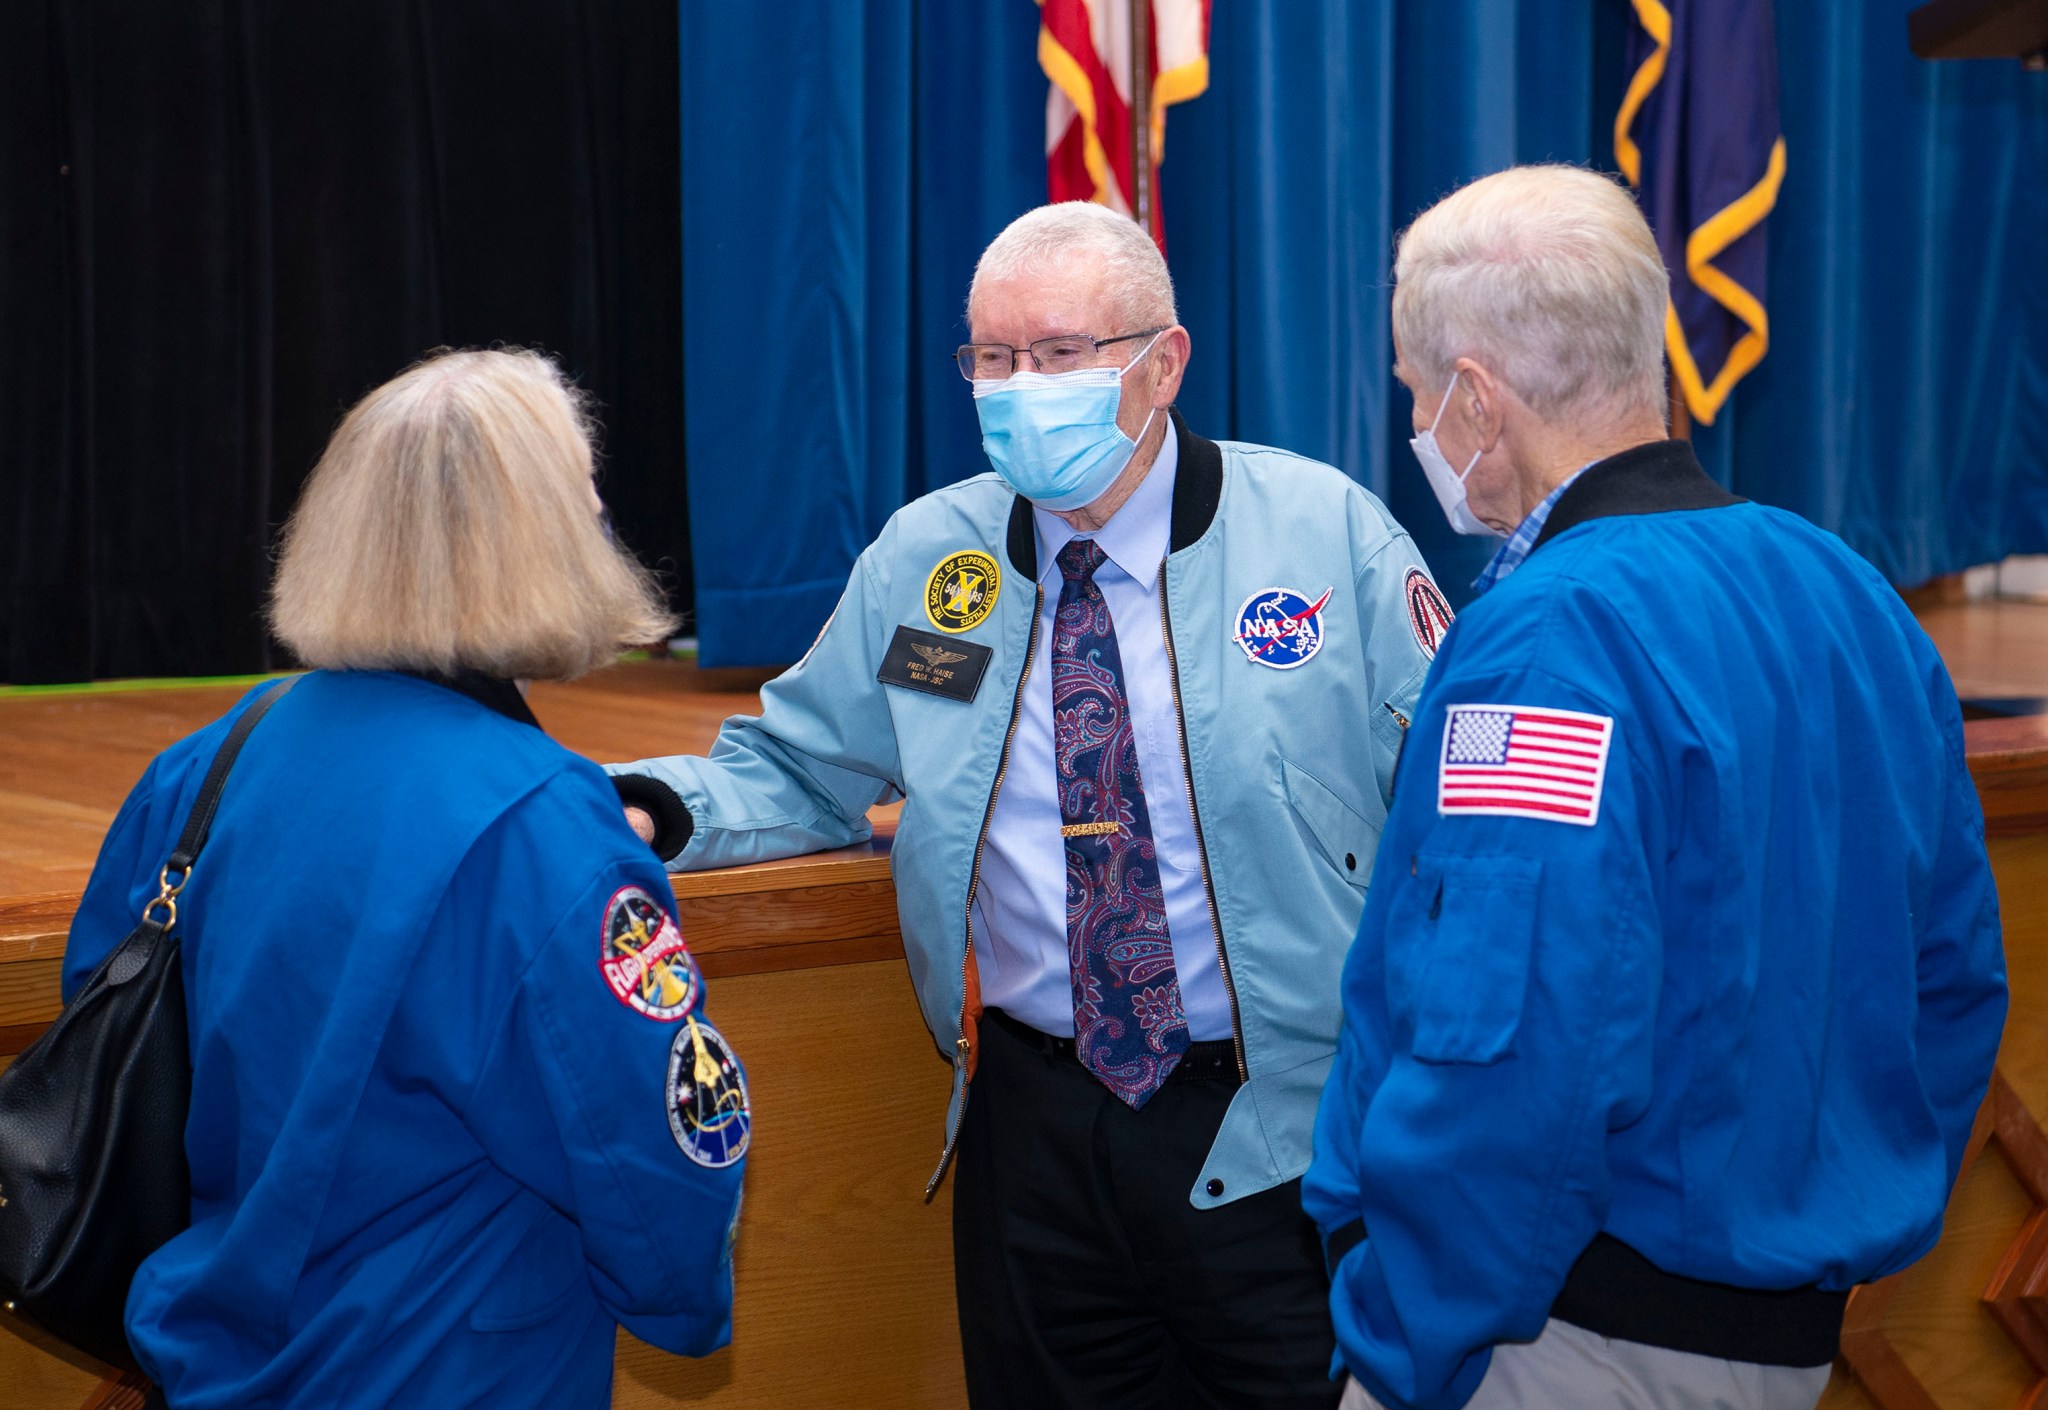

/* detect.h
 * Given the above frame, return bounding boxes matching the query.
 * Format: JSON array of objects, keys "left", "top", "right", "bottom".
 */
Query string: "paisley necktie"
[{"left": 1052, "top": 538, "right": 1189, "bottom": 1108}]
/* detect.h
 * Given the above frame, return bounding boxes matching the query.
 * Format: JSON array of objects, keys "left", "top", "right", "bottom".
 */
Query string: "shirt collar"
[
  {"left": 1471, "top": 463, "right": 1594, "bottom": 596},
  {"left": 1032, "top": 425, "right": 1178, "bottom": 591}
]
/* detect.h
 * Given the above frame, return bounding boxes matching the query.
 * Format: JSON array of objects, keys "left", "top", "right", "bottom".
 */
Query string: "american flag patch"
[{"left": 1438, "top": 704, "right": 1614, "bottom": 826}]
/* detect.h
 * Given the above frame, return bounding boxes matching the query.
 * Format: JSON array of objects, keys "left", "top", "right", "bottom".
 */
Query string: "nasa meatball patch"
[
  {"left": 600, "top": 886, "right": 699, "bottom": 1022},
  {"left": 667, "top": 1017, "right": 752, "bottom": 1169},
  {"left": 1404, "top": 568, "right": 1454, "bottom": 659},
  {"left": 1233, "top": 586, "right": 1333, "bottom": 669}
]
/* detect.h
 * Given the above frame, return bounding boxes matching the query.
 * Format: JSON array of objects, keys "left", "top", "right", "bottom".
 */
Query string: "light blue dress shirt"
[
  {"left": 971, "top": 431, "right": 1231, "bottom": 1040},
  {"left": 1470, "top": 464, "right": 1594, "bottom": 596}
]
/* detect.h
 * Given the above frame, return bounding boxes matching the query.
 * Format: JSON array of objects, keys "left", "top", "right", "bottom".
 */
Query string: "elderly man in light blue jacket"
[{"left": 610, "top": 200, "right": 1448, "bottom": 1410}]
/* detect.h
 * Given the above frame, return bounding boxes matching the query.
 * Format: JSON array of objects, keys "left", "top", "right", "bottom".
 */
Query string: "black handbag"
[{"left": 0, "top": 677, "right": 295, "bottom": 1369}]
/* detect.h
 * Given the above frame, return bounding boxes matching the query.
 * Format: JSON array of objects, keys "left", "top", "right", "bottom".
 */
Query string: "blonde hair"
[
  {"left": 270, "top": 348, "right": 676, "bottom": 681},
  {"left": 969, "top": 201, "right": 1178, "bottom": 331},
  {"left": 1394, "top": 165, "right": 1669, "bottom": 423}
]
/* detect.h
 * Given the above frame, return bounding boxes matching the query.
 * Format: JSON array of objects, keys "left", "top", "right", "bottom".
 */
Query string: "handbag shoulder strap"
[{"left": 165, "top": 676, "right": 299, "bottom": 876}]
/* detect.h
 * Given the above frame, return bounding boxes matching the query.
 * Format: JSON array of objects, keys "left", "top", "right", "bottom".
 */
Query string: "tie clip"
[{"left": 1060, "top": 821, "right": 1121, "bottom": 838}]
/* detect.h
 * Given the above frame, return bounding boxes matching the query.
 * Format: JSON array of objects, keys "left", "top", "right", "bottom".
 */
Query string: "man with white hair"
[
  {"left": 609, "top": 201, "right": 1448, "bottom": 1406},
  {"left": 1304, "top": 165, "right": 2005, "bottom": 1410}
]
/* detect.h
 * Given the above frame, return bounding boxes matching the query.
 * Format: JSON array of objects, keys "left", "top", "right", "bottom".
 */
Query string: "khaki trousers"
[{"left": 1338, "top": 1319, "right": 1831, "bottom": 1410}]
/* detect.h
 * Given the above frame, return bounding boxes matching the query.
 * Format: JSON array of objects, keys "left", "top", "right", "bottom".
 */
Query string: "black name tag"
[{"left": 877, "top": 625, "right": 993, "bottom": 703}]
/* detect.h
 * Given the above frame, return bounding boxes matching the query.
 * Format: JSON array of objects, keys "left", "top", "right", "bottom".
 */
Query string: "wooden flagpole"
[{"left": 1129, "top": 0, "right": 1153, "bottom": 232}]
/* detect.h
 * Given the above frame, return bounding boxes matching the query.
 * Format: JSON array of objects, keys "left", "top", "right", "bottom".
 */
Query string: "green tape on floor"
[
  {"left": 0, "top": 672, "right": 293, "bottom": 701},
  {"left": 0, "top": 649, "right": 690, "bottom": 700}
]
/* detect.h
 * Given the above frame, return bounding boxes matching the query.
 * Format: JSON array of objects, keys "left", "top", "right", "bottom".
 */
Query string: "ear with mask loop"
[{"left": 1409, "top": 369, "right": 1497, "bottom": 537}]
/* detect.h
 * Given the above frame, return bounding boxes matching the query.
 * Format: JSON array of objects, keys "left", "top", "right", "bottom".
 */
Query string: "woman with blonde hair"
[{"left": 63, "top": 348, "right": 748, "bottom": 1410}]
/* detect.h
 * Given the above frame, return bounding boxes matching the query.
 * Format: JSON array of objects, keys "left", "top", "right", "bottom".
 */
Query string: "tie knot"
[{"left": 1057, "top": 538, "right": 1107, "bottom": 584}]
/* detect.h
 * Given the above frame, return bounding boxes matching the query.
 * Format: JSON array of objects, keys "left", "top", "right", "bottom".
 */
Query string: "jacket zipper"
[
  {"left": 926, "top": 583, "right": 1044, "bottom": 1200},
  {"left": 1158, "top": 566, "right": 1249, "bottom": 1083}
]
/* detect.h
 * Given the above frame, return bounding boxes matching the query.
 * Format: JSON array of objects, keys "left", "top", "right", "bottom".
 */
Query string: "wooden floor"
[{"left": 1, "top": 598, "right": 2043, "bottom": 902}]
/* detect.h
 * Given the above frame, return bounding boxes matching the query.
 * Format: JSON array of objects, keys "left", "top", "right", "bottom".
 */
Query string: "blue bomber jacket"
[
  {"left": 611, "top": 417, "right": 1445, "bottom": 1207},
  {"left": 1303, "top": 441, "right": 2007, "bottom": 1410},
  {"left": 63, "top": 671, "right": 745, "bottom": 1410}
]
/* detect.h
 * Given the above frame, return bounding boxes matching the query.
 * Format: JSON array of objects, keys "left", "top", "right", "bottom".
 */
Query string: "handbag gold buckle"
[{"left": 140, "top": 863, "right": 190, "bottom": 931}]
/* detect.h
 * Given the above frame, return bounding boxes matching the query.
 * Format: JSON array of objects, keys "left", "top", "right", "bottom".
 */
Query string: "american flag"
[
  {"left": 1040, "top": 0, "right": 1211, "bottom": 249},
  {"left": 1438, "top": 704, "right": 1615, "bottom": 827}
]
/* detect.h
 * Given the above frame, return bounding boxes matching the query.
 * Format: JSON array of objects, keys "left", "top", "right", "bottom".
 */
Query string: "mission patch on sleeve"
[
  {"left": 1404, "top": 568, "right": 1455, "bottom": 659},
  {"left": 600, "top": 885, "right": 699, "bottom": 1022},
  {"left": 667, "top": 1017, "right": 752, "bottom": 1169}
]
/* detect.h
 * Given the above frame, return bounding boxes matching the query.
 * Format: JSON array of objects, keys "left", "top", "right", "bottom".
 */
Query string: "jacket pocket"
[
  {"left": 1386, "top": 854, "right": 1540, "bottom": 1064},
  {"left": 1281, "top": 758, "right": 1382, "bottom": 892},
  {"left": 468, "top": 1203, "right": 588, "bottom": 1333}
]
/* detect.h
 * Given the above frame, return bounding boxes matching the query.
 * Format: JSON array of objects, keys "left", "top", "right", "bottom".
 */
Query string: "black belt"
[
  {"left": 1320, "top": 1225, "right": 1845, "bottom": 1369},
  {"left": 984, "top": 1007, "right": 1241, "bottom": 1085}
]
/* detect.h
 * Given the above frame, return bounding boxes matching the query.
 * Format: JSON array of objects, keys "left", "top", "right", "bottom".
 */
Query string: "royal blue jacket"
[
  {"left": 64, "top": 670, "right": 746, "bottom": 1410},
  {"left": 1303, "top": 442, "right": 2006, "bottom": 1410}
]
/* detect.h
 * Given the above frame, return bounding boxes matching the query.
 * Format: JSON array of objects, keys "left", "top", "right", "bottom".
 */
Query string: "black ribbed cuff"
[
  {"left": 1551, "top": 1233, "right": 1847, "bottom": 1368},
  {"left": 609, "top": 772, "right": 695, "bottom": 862},
  {"left": 1325, "top": 1218, "right": 1367, "bottom": 1278}
]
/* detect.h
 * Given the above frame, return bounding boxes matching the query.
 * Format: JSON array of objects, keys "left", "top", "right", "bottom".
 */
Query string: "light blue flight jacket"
[
  {"left": 612, "top": 419, "right": 1446, "bottom": 1207},
  {"left": 1303, "top": 442, "right": 2007, "bottom": 1410},
  {"left": 65, "top": 671, "right": 744, "bottom": 1410}
]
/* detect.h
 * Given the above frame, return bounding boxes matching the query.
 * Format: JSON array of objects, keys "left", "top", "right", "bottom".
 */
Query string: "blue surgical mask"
[
  {"left": 1410, "top": 370, "right": 1495, "bottom": 537},
  {"left": 972, "top": 334, "right": 1162, "bottom": 512}
]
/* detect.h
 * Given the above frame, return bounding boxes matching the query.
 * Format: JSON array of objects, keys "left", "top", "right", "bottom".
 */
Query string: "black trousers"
[{"left": 953, "top": 1009, "right": 1342, "bottom": 1410}]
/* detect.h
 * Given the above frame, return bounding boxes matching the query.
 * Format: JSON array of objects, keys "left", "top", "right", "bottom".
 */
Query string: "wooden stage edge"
[
  {"left": 0, "top": 707, "right": 2043, "bottom": 1061},
  {"left": 5, "top": 719, "right": 2041, "bottom": 1007},
  {"left": 0, "top": 828, "right": 906, "bottom": 1043}
]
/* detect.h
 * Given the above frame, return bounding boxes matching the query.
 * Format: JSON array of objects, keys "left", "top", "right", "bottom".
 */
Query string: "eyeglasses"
[{"left": 954, "top": 327, "right": 1166, "bottom": 382}]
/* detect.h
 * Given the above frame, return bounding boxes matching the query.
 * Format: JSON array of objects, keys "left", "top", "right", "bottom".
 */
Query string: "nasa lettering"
[{"left": 1233, "top": 586, "right": 1332, "bottom": 670}]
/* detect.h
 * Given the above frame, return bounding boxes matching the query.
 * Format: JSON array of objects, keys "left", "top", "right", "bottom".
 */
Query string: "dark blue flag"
[{"left": 1616, "top": 0, "right": 1786, "bottom": 425}]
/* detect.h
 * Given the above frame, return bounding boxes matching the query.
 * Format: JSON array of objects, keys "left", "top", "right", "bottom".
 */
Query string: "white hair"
[
  {"left": 270, "top": 348, "right": 677, "bottom": 682},
  {"left": 968, "top": 201, "right": 1177, "bottom": 331},
  {"left": 1393, "top": 165, "right": 1669, "bottom": 423}
]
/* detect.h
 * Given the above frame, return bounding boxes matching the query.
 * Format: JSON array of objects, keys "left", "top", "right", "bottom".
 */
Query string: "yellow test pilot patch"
[{"left": 925, "top": 551, "right": 1000, "bottom": 633}]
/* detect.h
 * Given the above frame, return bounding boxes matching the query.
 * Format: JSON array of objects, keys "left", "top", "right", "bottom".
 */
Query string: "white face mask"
[{"left": 1410, "top": 371, "right": 1496, "bottom": 537}]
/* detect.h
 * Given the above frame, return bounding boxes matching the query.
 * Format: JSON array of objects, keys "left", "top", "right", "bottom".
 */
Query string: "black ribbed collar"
[
  {"left": 1531, "top": 438, "right": 1743, "bottom": 554},
  {"left": 403, "top": 669, "right": 543, "bottom": 729},
  {"left": 1004, "top": 409, "right": 1226, "bottom": 575}
]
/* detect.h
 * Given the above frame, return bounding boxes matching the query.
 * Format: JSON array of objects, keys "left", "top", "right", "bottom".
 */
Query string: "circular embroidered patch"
[
  {"left": 1404, "top": 568, "right": 1455, "bottom": 659},
  {"left": 600, "top": 886, "right": 699, "bottom": 1022},
  {"left": 1234, "top": 586, "right": 1332, "bottom": 669},
  {"left": 925, "top": 551, "right": 1000, "bottom": 634},
  {"left": 667, "top": 1018, "right": 751, "bottom": 1169}
]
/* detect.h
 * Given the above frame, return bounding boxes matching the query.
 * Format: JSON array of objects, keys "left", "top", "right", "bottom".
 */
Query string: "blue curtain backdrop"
[
  {"left": 680, "top": 0, "right": 2048, "bottom": 667},
  {"left": 1686, "top": 4, "right": 2048, "bottom": 585}
]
